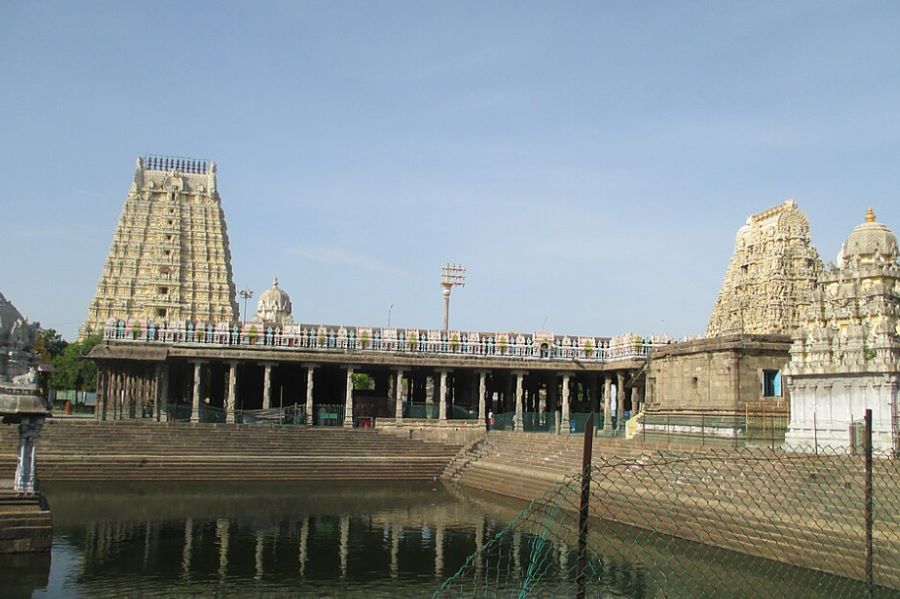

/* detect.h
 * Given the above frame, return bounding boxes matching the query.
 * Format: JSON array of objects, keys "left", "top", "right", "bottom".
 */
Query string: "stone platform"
[{"left": 0, "top": 489, "right": 51, "bottom": 553}]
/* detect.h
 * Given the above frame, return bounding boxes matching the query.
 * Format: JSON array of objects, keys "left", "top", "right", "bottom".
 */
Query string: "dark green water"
[{"left": 3, "top": 481, "right": 891, "bottom": 598}]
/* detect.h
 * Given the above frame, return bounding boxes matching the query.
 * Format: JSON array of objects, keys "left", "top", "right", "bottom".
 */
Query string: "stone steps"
[
  {"left": 448, "top": 430, "right": 900, "bottom": 590},
  {"left": 0, "top": 421, "right": 460, "bottom": 482}
]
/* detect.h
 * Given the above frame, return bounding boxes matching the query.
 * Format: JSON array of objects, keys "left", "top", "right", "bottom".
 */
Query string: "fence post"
[
  {"left": 770, "top": 414, "right": 775, "bottom": 451},
  {"left": 575, "top": 411, "right": 595, "bottom": 599},
  {"left": 701, "top": 414, "right": 705, "bottom": 447},
  {"left": 813, "top": 411, "right": 818, "bottom": 455},
  {"left": 864, "top": 408, "right": 873, "bottom": 597}
]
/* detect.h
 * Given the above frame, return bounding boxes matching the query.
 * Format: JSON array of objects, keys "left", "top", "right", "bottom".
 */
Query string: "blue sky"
[{"left": 1, "top": 1, "right": 899, "bottom": 341}]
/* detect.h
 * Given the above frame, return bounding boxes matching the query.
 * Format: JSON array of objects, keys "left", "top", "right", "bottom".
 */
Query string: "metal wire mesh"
[{"left": 436, "top": 445, "right": 900, "bottom": 598}]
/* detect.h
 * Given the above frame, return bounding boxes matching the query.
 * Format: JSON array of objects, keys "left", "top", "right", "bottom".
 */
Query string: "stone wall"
[
  {"left": 376, "top": 418, "right": 486, "bottom": 445},
  {"left": 645, "top": 334, "right": 792, "bottom": 416}
]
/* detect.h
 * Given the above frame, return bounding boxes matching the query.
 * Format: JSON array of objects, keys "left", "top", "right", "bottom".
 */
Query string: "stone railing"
[{"left": 101, "top": 319, "right": 667, "bottom": 364}]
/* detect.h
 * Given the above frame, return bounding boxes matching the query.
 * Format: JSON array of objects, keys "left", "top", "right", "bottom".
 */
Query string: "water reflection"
[
  {"left": 6, "top": 481, "right": 886, "bottom": 598},
  {"left": 18, "top": 481, "right": 494, "bottom": 598}
]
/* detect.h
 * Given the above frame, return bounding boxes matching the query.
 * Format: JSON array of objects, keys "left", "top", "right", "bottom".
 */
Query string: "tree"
[
  {"left": 50, "top": 335, "right": 101, "bottom": 392},
  {"left": 352, "top": 373, "right": 375, "bottom": 391},
  {"left": 41, "top": 328, "right": 69, "bottom": 358}
]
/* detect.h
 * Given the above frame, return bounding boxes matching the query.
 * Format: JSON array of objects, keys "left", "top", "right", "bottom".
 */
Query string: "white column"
[
  {"left": 561, "top": 374, "right": 571, "bottom": 434},
  {"left": 394, "top": 369, "right": 405, "bottom": 420},
  {"left": 262, "top": 364, "right": 272, "bottom": 410},
  {"left": 439, "top": 370, "right": 449, "bottom": 421},
  {"left": 603, "top": 376, "right": 612, "bottom": 432},
  {"left": 304, "top": 365, "right": 316, "bottom": 425},
  {"left": 226, "top": 362, "right": 237, "bottom": 424},
  {"left": 514, "top": 372, "right": 524, "bottom": 431},
  {"left": 344, "top": 367, "right": 355, "bottom": 427},
  {"left": 478, "top": 372, "right": 487, "bottom": 420},
  {"left": 191, "top": 363, "right": 202, "bottom": 423},
  {"left": 14, "top": 417, "right": 43, "bottom": 494},
  {"left": 617, "top": 372, "right": 626, "bottom": 430}
]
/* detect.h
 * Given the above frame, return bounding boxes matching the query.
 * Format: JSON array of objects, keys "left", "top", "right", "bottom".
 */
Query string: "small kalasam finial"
[{"left": 866, "top": 207, "right": 876, "bottom": 223}]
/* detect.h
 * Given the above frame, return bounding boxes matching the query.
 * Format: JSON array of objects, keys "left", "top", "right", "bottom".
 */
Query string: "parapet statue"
[{"left": 11, "top": 367, "right": 37, "bottom": 387}]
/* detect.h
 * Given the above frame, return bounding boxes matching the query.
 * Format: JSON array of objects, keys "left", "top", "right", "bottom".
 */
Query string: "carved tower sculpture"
[
  {"left": 784, "top": 208, "right": 900, "bottom": 451},
  {"left": 80, "top": 156, "right": 238, "bottom": 337},
  {"left": 706, "top": 200, "right": 823, "bottom": 337}
]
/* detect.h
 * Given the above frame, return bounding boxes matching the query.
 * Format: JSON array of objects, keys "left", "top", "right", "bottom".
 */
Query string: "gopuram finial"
[{"left": 866, "top": 207, "right": 876, "bottom": 223}]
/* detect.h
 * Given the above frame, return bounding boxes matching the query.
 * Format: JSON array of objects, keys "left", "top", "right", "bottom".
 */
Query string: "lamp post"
[
  {"left": 239, "top": 288, "right": 254, "bottom": 326},
  {"left": 441, "top": 263, "right": 466, "bottom": 331},
  {"left": 388, "top": 303, "right": 394, "bottom": 329}
]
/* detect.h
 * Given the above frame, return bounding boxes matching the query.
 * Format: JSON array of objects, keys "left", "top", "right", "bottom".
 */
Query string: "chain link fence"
[{"left": 436, "top": 416, "right": 900, "bottom": 597}]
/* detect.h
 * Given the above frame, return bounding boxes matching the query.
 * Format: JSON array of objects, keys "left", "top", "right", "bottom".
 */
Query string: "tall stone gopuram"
[
  {"left": 81, "top": 156, "right": 238, "bottom": 338},
  {"left": 706, "top": 200, "right": 823, "bottom": 337}
]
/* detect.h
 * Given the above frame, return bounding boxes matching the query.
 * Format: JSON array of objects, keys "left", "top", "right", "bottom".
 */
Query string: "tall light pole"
[
  {"left": 441, "top": 263, "right": 466, "bottom": 331},
  {"left": 239, "top": 288, "right": 254, "bottom": 326},
  {"left": 387, "top": 303, "right": 394, "bottom": 329}
]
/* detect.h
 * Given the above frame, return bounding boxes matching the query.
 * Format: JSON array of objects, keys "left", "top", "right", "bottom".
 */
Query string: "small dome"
[
  {"left": 254, "top": 277, "right": 294, "bottom": 326},
  {"left": 841, "top": 208, "right": 898, "bottom": 266}
]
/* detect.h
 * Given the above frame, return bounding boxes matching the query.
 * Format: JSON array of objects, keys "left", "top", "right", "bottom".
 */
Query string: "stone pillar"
[
  {"left": 478, "top": 371, "right": 487, "bottom": 420},
  {"left": 191, "top": 362, "right": 203, "bottom": 423},
  {"left": 343, "top": 366, "right": 355, "bottom": 428},
  {"left": 439, "top": 370, "right": 449, "bottom": 421},
  {"left": 561, "top": 374, "right": 571, "bottom": 434},
  {"left": 95, "top": 367, "right": 106, "bottom": 421},
  {"left": 631, "top": 386, "right": 640, "bottom": 416},
  {"left": 158, "top": 364, "right": 169, "bottom": 422},
  {"left": 514, "top": 372, "right": 525, "bottom": 431},
  {"left": 394, "top": 369, "right": 405, "bottom": 420},
  {"left": 303, "top": 364, "right": 316, "bottom": 425},
  {"left": 603, "top": 376, "right": 612, "bottom": 432},
  {"left": 425, "top": 374, "right": 434, "bottom": 417},
  {"left": 617, "top": 372, "right": 626, "bottom": 430},
  {"left": 14, "top": 417, "right": 43, "bottom": 494},
  {"left": 262, "top": 364, "right": 272, "bottom": 411},
  {"left": 226, "top": 362, "right": 238, "bottom": 424}
]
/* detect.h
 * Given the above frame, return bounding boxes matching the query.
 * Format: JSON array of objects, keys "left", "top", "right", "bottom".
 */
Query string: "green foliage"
[
  {"left": 360, "top": 331, "right": 370, "bottom": 349},
  {"left": 450, "top": 334, "right": 460, "bottom": 352},
  {"left": 352, "top": 373, "right": 375, "bottom": 391},
  {"left": 248, "top": 325, "right": 258, "bottom": 342},
  {"left": 39, "top": 328, "right": 68, "bottom": 360},
  {"left": 50, "top": 335, "right": 101, "bottom": 392},
  {"left": 583, "top": 339, "right": 595, "bottom": 357}
]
